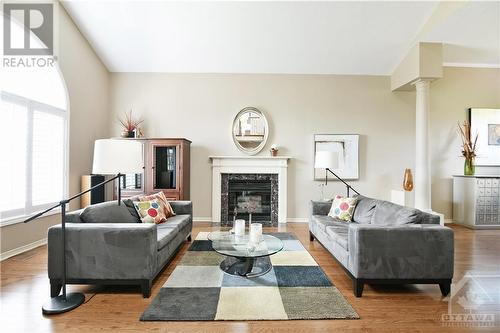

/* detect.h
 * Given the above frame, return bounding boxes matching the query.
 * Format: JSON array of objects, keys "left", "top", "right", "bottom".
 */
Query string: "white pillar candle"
[
  {"left": 249, "top": 223, "right": 262, "bottom": 244},
  {"left": 234, "top": 219, "right": 246, "bottom": 236}
]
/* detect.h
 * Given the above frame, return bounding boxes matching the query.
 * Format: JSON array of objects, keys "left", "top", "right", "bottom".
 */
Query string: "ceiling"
[{"left": 61, "top": 1, "right": 500, "bottom": 74}]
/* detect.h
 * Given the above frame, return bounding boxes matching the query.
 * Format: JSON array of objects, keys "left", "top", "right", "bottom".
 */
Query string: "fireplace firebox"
[{"left": 221, "top": 174, "right": 278, "bottom": 226}]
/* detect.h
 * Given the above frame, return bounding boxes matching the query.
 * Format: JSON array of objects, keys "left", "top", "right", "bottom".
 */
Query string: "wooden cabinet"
[{"left": 118, "top": 138, "right": 191, "bottom": 200}]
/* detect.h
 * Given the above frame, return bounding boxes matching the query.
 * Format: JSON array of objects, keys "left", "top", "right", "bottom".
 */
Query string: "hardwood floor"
[{"left": 1, "top": 223, "right": 499, "bottom": 332}]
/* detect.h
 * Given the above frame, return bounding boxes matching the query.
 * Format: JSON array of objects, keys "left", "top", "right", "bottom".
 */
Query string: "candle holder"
[
  {"left": 234, "top": 219, "right": 246, "bottom": 236},
  {"left": 249, "top": 223, "right": 263, "bottom": 244}
]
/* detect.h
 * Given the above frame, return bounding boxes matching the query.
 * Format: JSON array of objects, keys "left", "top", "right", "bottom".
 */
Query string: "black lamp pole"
[
  {"left": 24, "top": 173, "right": 122, "bottom": 314},
  {"left": 324, "top": 168, "right": 360, "bottom": 197}
]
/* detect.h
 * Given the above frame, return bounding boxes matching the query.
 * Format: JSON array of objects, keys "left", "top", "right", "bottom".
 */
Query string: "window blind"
[{"left": 0, "top": 92, "right": 67, "bottom": 223}]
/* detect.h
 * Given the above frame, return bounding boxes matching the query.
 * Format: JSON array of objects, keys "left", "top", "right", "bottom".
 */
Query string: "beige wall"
[
  {"left": 109, "top": 73, "right": 417, "bottom": 220},
  {"left": 430, "top": 66, "right": 500, "bottom": 218},
  {"left": 0, "top": 6, "right": 110, "bottom": 254},
  {"left": 110, "top": 68, "right": 499, "bottom": 221}
]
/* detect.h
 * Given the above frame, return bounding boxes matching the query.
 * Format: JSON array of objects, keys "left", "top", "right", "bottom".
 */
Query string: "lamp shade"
[
  {"left": 314, "top": 151, "right": 339, "bottom": 169},
  {"left": 92, "top": 139, "right": 143, "bottom": 174}
]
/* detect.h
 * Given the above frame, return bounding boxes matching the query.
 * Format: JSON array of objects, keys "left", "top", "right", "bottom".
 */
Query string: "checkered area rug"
[{"left": 140, "top": 232, "right": 359, "bottom": 321}]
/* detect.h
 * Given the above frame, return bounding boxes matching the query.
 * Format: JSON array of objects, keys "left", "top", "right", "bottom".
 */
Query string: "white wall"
[
  {"left": 109, "top": 73, "right": 417, "bottom": 220},
  {"left": 430, "top": 66, "right": 500, "bottom": 218},
  {"left": 0, "top": 6, "right": 110, "bottom": 254}
]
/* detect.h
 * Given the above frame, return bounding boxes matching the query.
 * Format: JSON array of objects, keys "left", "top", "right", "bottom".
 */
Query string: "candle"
[
  {"left": 234, "top": 219, "right": 246, "bottom": 236},
  {"left": 249, "top": 223, "right": 262, "bottom": 244}
]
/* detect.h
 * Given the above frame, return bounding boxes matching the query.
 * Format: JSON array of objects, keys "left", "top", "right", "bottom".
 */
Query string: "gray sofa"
[
  {"left": 309, "top": 195, "right": 454, "bottom": 297},
  {"left": 47, "top": 199, "right": 192, "bottom": 298}
]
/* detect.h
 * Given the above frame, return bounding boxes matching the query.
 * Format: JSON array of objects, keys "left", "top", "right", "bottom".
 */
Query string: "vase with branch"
[
  {"left": 118, "top": 110, "right": 144, "bottom": 138},
  {"left": 457, "top": 120, "right": 478, "bottom": 176}
]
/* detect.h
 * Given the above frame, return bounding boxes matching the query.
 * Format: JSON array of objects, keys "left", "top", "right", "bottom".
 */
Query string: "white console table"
[{"left": 453, "top": 175, "right": 500, "bottom": 229}]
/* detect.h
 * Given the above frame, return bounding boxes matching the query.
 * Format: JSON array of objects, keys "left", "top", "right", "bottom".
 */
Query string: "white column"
[{"left": 413, "top": 79, "right": 431, "bottom": 211}]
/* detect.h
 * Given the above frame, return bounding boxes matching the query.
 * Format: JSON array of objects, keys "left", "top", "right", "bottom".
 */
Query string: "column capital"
[{"left": 412, "top": 78, "right": 433, "bottom": 90}]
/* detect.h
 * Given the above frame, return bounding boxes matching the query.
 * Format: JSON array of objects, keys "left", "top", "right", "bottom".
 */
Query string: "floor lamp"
[
  {"left": 314, "top": 151, "right": 360, "bottom": 197},
  {"left": 24, "top": 139, "right": 143, "bottom": 314}
]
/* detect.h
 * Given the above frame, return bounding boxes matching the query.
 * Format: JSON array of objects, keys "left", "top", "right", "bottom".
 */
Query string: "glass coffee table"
[{"left": 208, "top": 231, "right": 283, "bottom": 278}]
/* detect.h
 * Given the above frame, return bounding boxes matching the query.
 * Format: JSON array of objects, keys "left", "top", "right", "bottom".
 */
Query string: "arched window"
[{"left": 0, "top": 17, "right": 68, "bottom": 224}]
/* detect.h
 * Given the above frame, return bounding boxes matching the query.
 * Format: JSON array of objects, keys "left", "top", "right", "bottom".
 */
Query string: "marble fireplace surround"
[{"left": 209, "top": 156, "right": 290, "bottom": 223}]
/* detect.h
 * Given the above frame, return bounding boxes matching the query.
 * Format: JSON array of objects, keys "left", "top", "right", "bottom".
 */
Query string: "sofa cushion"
[
  {"left": 139, "top": 192, "right": 176, "bottom": 218},
  {"left": 157, "top": 214, "right": 191, "bottom": 232},
  {"left": 80, "top": 201, "right": 140, "bottom": 223},
  {"left": 352, "top": 195, "right": 377, "bottom": 224},
  {"left": 123, "top": 199, "right": 141, "bottom": 220},
  {"left": 370, "top": 200, "right": 421, "bottom": 225},
  {"left": 133, "top": 199, "right": 168, "bottom": 224},
  {"left": 328, "top": 195, "right": 357, "bottom": 222},
  {"left": 325, "top": 225, "right": 349, "bottom": 250},
  {"left": 311, "top": 215, "right": 346, "bottom": 232},
  {"left": 157, "top": 227, "right": 177, "bottom": 251}
]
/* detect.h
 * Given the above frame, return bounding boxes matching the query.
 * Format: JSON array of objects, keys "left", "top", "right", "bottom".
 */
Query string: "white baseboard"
[
  {"left": 0, "top": 238, "right": 47, "bottom": 261},
  {"left": 286, "top": 218, "right": 308, "bottom": 223},
  {"left": 194, "top": 217, "right": 213, "bottom": 223}
]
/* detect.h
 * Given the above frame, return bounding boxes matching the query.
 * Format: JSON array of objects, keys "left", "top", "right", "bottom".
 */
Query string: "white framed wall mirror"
[{"left": 232, "top": 107, "right": 269, "bottom": 155}]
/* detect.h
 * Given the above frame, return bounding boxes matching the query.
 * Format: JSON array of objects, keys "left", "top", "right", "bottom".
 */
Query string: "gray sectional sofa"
[
  {"left": 309, "top": 195, "right": 454, "bottom": 297},
  {"left": 47, "top": 199, "right": 192, "bottom": 298}
]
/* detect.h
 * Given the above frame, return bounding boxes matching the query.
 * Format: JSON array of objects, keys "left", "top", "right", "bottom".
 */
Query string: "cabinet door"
[
  {"left": 147, "top": 140, "right": 181, "bottom": 198},
  {"left": 119, "top": 173, "right": 144, "bottom": 197}
]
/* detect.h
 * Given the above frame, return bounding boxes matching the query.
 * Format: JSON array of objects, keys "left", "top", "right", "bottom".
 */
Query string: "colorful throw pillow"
[
  {"left": 133, "top": 199, "right": 167, "bottom": 224},
  {"left": 328, "top": 195, "right": 358, "bottom": 222},
  {"left": 139, "top": 191, "right": 175, "bottom": 219}
]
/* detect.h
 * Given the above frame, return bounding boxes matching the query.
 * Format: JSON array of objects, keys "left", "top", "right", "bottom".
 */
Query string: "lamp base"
[{"left": 42, "top": 292, "right": 85, "bottom": 315}]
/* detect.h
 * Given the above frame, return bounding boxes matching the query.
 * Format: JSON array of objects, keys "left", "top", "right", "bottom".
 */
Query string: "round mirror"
[{"left": 232, "top": 107, "right": 269, "bottom": 155}]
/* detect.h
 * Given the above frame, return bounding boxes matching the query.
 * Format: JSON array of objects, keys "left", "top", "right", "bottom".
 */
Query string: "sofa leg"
[
  {"left": 309, "top": 231, "right": 315, "bottom": 242},
  {"left": 187, "top": 234, "right": 192, "bottom": 242},
  {"left": 439, "top": 281, "right": 451, "bottom": 297},
  {"left": 141, "top": 280, "right": 152, "bottom": 298},
  {"left": 50, "top": 279, "right": 62, "bottom": 298},
  {"left": 353, "top": 279, "right": 364, "bottom": 297}
]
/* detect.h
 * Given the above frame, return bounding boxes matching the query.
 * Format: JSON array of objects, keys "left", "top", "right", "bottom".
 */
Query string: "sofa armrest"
[
  {"left": 48, "top": 223, "right": 157, "bottom": 280},
  {"left": 170, "top": 201, "right": 192, "bottom": 216},
  {"left": 348, "top": 224, "right": 454, "bottom": 279},
  {"left": 310, "top": 200, "right": 332, "bottom": 217}
]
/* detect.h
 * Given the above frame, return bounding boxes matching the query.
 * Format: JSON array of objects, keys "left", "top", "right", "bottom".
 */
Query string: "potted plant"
[
  {"left": 457, "top": 120, "right": 478, "bottom": 175},
  {"left": 118, "top": 110, "right": 144, "bottom": 138}
]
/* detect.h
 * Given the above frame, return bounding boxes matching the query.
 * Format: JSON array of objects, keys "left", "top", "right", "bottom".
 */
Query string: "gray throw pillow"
[
  {"left": 81, "top": 201, "right": 140, "bottom": 223},
  {"left": 352, "top": 195, "right": 377, "bottom": 224},
  {"left": 370, "top": 200, "right": 420, "bottom": 225},
  {"left": 123, "top": 198, "right": 141, "bottom": 221}
]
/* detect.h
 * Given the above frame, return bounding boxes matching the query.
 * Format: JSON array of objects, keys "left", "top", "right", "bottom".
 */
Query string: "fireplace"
[
  {"left": 210, "top": 156, "right": 290, "bottom": 224},
  {"left": 221, "top": 174, "right": 278, "bottom": 226}
]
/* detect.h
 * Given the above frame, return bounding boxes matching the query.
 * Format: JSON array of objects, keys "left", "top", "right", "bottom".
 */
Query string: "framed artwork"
[
  {"left": 314, "top": 134, "right": 359, "bottom": 180},
  {"left": 488, "top": 124, "right": 500, "bottom": 145},
  {"left": 469, "top": 108, "right": 500, "bottom": 166}
]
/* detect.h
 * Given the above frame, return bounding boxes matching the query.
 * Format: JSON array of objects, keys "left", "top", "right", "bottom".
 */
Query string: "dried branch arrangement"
[
  {"left": 118, "top": 110, "right": 144, "bottom": 132},
  {"left": 457, "top": 120, "right": 478, "bottom": 159}
]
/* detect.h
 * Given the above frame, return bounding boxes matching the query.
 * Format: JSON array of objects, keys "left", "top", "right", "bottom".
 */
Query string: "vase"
[
  {"left": 464, "top": 158, "right": 475, "bottom": 176},
  {"left": 120, "top": 130, "right": 135, "bottom": 138},
  {"left": 403, "top": 168, "right": 414, "bottom": 191}
]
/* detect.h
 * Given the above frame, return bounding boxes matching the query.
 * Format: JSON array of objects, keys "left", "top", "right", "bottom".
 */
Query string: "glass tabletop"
[{"left": 210, "top": 233, "right": 283, "bottom": 258}]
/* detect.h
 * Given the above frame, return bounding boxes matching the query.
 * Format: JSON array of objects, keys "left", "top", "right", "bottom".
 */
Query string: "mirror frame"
[{"left": 232, "top": 107, "right": 269, "bottom": 155}]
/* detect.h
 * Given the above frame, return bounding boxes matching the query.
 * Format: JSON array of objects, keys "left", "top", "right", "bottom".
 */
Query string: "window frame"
[{"left": 0, "top": 91, "right": 69, "bottom": 226}]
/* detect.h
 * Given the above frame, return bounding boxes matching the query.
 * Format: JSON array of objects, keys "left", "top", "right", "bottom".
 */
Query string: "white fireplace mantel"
[{"left": 209, "top": 156, "right": 291, "bottom": 223}]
